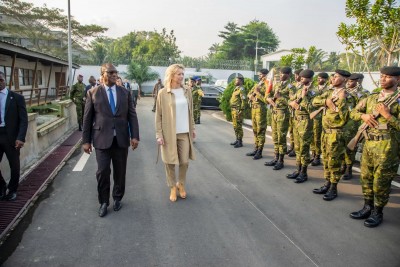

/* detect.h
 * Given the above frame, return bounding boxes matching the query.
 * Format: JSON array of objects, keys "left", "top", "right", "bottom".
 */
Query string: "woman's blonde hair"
[{"left": 164, "top": 64, "right": 185, "bottom": 89}]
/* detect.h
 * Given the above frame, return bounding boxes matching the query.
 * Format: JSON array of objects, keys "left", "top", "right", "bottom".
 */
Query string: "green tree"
[
  {"left": 279, "top": 48, "right": 306, "bottom": 70},
  {"left": 306, "top": 46, "right": 327, "bottom": 71},
  {"left": 126, "top": 61, "right": 159, "bottom": 90},
  {"left": 0, "top": 0, "right": 107, "bottom": 59}
]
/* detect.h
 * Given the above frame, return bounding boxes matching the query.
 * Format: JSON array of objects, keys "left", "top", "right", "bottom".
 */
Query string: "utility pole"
[{"left": 67, "top": 0, "right": 73, "bottom": 93}]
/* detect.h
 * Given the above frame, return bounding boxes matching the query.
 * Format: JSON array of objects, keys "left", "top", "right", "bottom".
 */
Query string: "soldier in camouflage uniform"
[
  {"left": 246, "top": 69, "right": 268, "bottom": 160},
  {"left": 286, "top": 69, "right": 315, "bottom": 183},
  {"left": 264, "top": 67, "right": 295, "bottom": 170},
  {"left": 70, "top": 74, "right": 86, "bottom": 131},
  {"left": 192, "top": 77, "right": 204, "bottom": 124},
  {"left": 349, "top": 66, "right": 400, "bottom": 228},
  {"left": 312, "top": 69, "right": 351, "bottom": 201},
  {"left": 287, "top": 69, "right": 303, "bottom": 158},
  {"left": 341, "top": 73, "right": 370, "bottom": 180},
  {"left": 229, "top": 75, "right": 246, "bottom": 148},
  {"left": 310, "top": 72, "right": 329, "bottom": 166}
]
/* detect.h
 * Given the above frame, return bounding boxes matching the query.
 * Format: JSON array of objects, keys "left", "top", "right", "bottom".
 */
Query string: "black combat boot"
[
  {"left": 323, "top": 183, "right": 338, "bottom": 201},
  {"left": 264, "top": 153, "right": 278, "bottom": 166},
  {"left": 342, "top": 165, "right": 353, "bottom": 180},
  {"left": 313, "top": 181, "right": 331, "bottom": 194},
  {"left": 288, "top": 150, "right": 296, "bottom": 157},
  {"left": 246, "top": 148, "right": 258, "bottom": 156},
  {"left": 234, "top": 139, "right": 243, "bottom": 148},
  {"left": 350, "top": 200, "right": 373, "bottom": 219},
  {"left": 230, "top": 140, "right": 238, "bottom": 146},
  {"left": 294, "top": 166, "right": 308, "bottom": 183},
  {"left": 364, "top": 206, "right": 383, "bottom": 228},
  {"left": 311, "top": 154, "right": 321, "bottom": 166},
  {"left": 286, "top": 164, "right": 301, "bottom": 179},
  {"left": 273, "top": 154, "right": 285, "bottom": 170},
  {"left": 253, "top": 149, "right": 263, "bottom": 160}
]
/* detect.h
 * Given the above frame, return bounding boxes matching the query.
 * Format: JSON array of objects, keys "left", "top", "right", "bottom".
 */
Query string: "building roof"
[
  {"left": 0, "top": 40, "right": 80, "bottom": 69},
  {"left": 260, "top": 49, "right": 293, "bottom": 62}
]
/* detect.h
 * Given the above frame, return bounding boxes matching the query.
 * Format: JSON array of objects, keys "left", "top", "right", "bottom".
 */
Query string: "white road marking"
[
  {"left": 212, "top": 113, "right": 400, "bottom": 189},
  {"left": 72, "top": 152, "right": 91, "bottom": 171}
]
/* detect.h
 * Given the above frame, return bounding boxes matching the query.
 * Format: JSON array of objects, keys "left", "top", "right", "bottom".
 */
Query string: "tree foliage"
[
  {"left": 125, "top": 61, "right": 159, "bottom": 88},
  {"left": 0, "top": 0, "right": 107, "bottom": 59},
  {"left": 211, "top": 20, "right": 279, "bottom": 60}
]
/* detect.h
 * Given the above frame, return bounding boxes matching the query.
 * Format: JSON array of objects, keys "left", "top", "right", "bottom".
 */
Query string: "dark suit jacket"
[
  {"left": 3, "top": 90, "right": 28, "bottom": 144},
  {"left": 82, "top": 85, "right": 139, "bottom": 149}
]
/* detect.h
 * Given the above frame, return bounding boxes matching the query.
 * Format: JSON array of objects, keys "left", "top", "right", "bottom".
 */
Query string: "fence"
[{"left": 14, "top": 86, "right": 69, "bottom": 107}]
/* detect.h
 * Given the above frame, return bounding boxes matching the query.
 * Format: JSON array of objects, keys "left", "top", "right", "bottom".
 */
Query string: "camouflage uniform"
[
  {"left": 288, "top": 82, "right": 302, "bottom": 154},
  {"left": 310, "top": 84, "right": 328, "bottom": 158},
  {"left": 350, "top": 91, "right": 400, "bottom": 208},
  {"left": 192, "top": 85, "right": 203, "bottom": 124},
  {"left": 291, "top": 85, "right": 315, "bottom": 167},
  {"left": 230, "top": 85, "right": 246, "bottom": 142},
  {"left": 70, "top": 82, "right": 86, "bottom": 128},
  {"left": 247, "top": 81, "right": 267, "bottom": 151},
  {"left": 312, "top": 87, "right": 349, "bottom": 185},
  {"left": 267, "top": 81, "right": 295, "bottom": 155}
]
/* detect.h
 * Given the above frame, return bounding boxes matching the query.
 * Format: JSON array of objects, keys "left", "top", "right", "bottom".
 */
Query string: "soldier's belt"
[
  {"left": 272, "top": 109, "right": 287, "bottom": 114},
  {"left": 324, "top": 128, "right": 344, "bottom": 134},
  {"left": 251, "top": 103, "right": 262, "bottom": 109},
  {"left": 365, "top": 133, "right": 391, "bottom": 141},
  {"left": 231, "top": 106, "right": 239, "bottom": 110},
  {"left": 295, "top": 114, "right": 310, "bottom": 120}
]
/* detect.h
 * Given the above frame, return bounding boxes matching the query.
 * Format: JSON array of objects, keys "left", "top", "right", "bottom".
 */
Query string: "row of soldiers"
[{"left": 229, "top": 66, "right": 400, "bottom": 228}]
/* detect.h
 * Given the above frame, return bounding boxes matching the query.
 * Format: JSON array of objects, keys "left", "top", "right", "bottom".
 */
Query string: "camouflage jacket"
[
  {"left": 350, "top": 90, "right": 400, "bottom": 135},
  {"left": 247, "top": 80, "right": 267, "bottom": 105},
  {"left": 266, "top": 80, "right": 296, "bottom": 110},
  {"left": 290, "top": 84, "right": 316, "bottom": 116},
  {"left": 192, "top": 86, "right": 204, "bottom": 104},
  {"left": 230, "top": 86, "right": 246, "bottom": 110},
  {"left": 312, "top": 87, "right": 349, "bottom": 129},
  {"left": 70, "top": 82, "right": 86, "bottom": 103}
]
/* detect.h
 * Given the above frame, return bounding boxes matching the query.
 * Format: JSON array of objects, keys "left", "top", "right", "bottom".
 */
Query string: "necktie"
[{"left": 108, "top": 88, "right": 116, "bottom": 115}]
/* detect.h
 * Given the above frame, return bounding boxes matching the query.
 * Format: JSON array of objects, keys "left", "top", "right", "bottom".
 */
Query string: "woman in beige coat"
[{"left": 155, "top": 64, "right": 196, "bottom": 202}]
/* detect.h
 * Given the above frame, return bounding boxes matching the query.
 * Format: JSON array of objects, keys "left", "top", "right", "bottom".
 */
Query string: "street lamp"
[{"left": 254, "top": 38, "right": 265, "bottom": 75}]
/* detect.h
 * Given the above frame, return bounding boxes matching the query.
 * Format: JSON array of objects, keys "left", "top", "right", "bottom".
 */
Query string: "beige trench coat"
[{"left": 155, "top": 86, "right": 196, "bottom": 164}]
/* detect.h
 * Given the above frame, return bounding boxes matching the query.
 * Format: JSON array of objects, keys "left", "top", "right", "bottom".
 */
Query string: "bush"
[{"left": 219, "top": 78, "right": 256, "bottom": 121}]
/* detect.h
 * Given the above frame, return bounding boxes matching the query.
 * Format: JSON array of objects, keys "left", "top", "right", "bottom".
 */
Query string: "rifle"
[
  {"left": 347, "top": 88, "right": 400, "bottom": 151},
  {"left": 309, "top": 88, "right": 344, "bottom": 120},
  {"left": 248, "top": 79, "right": 264, "bottom": 106}
]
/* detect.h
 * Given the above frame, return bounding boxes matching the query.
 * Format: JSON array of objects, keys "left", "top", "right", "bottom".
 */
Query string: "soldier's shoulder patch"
[
  {"left": 310, "top": 91, "right": 316, "bottom": 96},
  {"left": 240, "top": 86, "right": 245, "bottom": 91}
]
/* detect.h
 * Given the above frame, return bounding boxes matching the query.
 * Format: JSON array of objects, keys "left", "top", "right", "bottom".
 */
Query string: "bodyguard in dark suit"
[
  {"left": 0, "top": 71, "right": 28, "bottom": 201},
  {"left": 82, "top": 63, "right": 139, "bottom": 217}
]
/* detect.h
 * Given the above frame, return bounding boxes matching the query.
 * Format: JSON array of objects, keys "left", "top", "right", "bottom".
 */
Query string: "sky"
[{"left": 31, "top": 0, "right": 353, "bottom": 57}]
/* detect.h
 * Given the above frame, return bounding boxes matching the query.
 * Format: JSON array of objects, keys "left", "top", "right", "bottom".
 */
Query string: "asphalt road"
[{"left": 3, "top": 98, "right": 400, "bottom": 267}]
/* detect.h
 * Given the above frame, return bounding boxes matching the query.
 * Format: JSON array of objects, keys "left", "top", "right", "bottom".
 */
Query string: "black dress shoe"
[
  {"left": 98, "top": 203, "right": 108, "bottom": 217},
  {"left": 4, "top": 191, "right": 17, "bottom": 201},
  {"left": 113, "top": 200, "right": 122, "bottom": 211}
]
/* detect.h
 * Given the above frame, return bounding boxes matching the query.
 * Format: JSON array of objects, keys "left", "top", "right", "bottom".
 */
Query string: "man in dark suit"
[
  {"left": 82, "top": 63, "right": 140, "bottom": 217},
  {"left": 0, "top": 71, "right": 28, "bottom": 201}
]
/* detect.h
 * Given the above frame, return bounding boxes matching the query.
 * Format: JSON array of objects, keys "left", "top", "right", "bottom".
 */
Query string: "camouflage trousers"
[
  {"left": 251, "top": 104, "right": 267, "bottom": 150},
  {"left": 310, "top": 115, "right": 322, "bottom": 155},
  {"left": 360, "top": 137, "right": 399, "bottom": 207},
  {"left": 293, "top": 116, "right": 313, "bottom": 166},
  {"left": 231, "top": 108, "right": 243, "bottom": 140},
  {"left": 193, "top": 104, "right": 201, "bottom": 122},
  {"left": 271, "top": 109, "right": 289, "bottom": 154},
  {"left": 321, "top": 130, "right": 346, "bottom": 183},
  {"left": 288, "top": 115, "right": 295, "bottom": 149},
  {"left": 74, "top": 101, "right": 84, "bottom": 126},
  {"left": 343, "top": 119, "right": 359, "bottom": 165}
]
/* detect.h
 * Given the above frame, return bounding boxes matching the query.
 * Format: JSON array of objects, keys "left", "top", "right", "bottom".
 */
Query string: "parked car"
[{"left": 200, "top": 85, "right": 224, "bottom": 109}]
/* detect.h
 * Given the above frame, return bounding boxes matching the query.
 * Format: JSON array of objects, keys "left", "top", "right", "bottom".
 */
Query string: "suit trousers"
[
  {"left": 164, "top": 133, "right": 189, "bottom": 187},
  {"left": 95, "top": 137, "right": 128, "bottom": 204},
  {"left": 0, "top": 129, "right": 20, "bottom": 192}
]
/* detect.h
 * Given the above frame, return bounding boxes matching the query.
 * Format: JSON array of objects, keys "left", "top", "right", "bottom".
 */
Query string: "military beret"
[
  {"left": 349, "top": 73, "right": 364, "bottom": 80},
  {"left": 317, "top": 72, "right": 329, "bottom": 79},
  {"left": 380, "top": 66, "right": 400, "bottom": 76},
  {"left": 299, "top": 69, "right": 314, "bottom": 78},
  {"left": 190, "top": 76, "right": 197, "bottom": 81},
  {"left": 335, "top": 69, "right": 351, "bottom": 77},
  {"left": 259, "top": 69, "right": 269, "bottom": 75},
  {"left": 78, "top": 74, "right": 83, "bottom": 77},
  {"left": 235, "top": 73, "right": 244, "bottom": 80},
  {"left": 280, "top": 67, "right": 292, "bottom": 74},
  {"left": 294, "top": 69, "right": 304, "bottom": 75}
]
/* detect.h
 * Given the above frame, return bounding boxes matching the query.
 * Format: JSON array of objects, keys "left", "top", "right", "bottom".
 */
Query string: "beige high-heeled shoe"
[
  {"left": 176, "top": 182, "right": 187, "bottom": 199},
  {"left": 170, "top": 186, "right": 177, "bottom": 202}
]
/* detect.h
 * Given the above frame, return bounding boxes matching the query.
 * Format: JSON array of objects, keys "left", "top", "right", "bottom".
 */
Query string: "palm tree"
[{"left": 126, "top": 61, "right": 159, "bottom": 93}]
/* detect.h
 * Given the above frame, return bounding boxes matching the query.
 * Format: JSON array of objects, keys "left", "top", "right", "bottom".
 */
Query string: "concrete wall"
[{"left": 0, "top": 99, "right": 78, "bottom": 184}]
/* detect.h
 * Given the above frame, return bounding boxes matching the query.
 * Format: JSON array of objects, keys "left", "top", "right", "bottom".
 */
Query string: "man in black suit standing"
[
  {"left": 82, "top": 63, "right": 140, "bottom": 217},
  {"left": 0, "top": 71, "right": 28, "bottom": 201}
]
